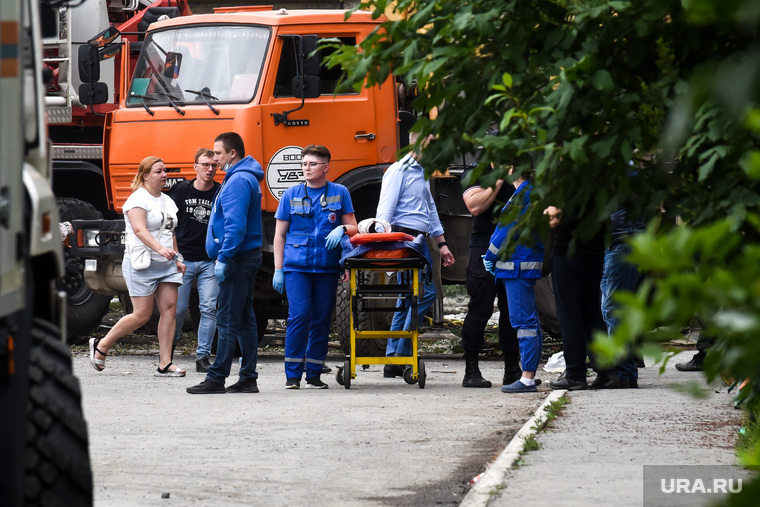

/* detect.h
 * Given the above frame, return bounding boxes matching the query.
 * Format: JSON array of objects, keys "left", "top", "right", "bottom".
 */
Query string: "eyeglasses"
[
  {"left": 196, "top": 162, "right": 219, "bottom": 169},
  {"left": 301, "top": 162, "right": 327, "bottom": 168}
]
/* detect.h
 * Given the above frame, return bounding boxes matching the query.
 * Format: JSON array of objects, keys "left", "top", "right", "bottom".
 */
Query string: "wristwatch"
[{"left": 174, "top": 254, "right": 184, "bottom": 263}]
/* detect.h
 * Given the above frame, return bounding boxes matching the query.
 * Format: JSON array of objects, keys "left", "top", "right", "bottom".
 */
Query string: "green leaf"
[{"left": 591, "top": 69, "right": 614, "bottom": 92}]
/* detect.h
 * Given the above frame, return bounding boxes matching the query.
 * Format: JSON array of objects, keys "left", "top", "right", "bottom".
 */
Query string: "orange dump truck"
[{"left": 69, "top": 6, "right": 471, "bottom": 348}]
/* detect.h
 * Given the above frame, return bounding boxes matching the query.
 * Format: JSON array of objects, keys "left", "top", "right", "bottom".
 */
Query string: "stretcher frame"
[{"left": 336, "top": 256, "right": 427, "bottom": 389}]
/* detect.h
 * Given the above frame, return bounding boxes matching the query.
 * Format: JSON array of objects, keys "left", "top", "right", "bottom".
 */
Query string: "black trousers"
[
  {"left": 551, "top": 252, "right": 606, "bottom": 382},
  {"left": 461, "top": 247, "right": 520, "bottom": 367}
]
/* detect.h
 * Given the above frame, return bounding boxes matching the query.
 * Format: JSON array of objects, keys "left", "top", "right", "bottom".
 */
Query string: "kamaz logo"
[
  {"left": 267, "top": 146, "right": 306, "bottom": 201},
  {"left": 277, "top": 169, "right": 303, "bottom": 182}
]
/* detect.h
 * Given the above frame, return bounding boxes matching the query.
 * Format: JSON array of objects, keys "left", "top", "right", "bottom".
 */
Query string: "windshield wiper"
[
  {"left": 154, "top": 89, "right": 186, "bottom": 116},
  {"left": 185, "top": 87, "right": 220, "bottom": 116},
  {"left": 131, "top": 94, "right": 155, "bottom": 116}
]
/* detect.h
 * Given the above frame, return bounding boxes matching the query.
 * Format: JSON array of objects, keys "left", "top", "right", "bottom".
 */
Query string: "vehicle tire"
[
  {"left": 25, "top": 318, "right": 93, "bottom": 506},
  {"left": 57, "top": 197, "right": 112, "bottom": 343},
  {"left": 335, "top": 275, "right": 389, "bottom": 357}
]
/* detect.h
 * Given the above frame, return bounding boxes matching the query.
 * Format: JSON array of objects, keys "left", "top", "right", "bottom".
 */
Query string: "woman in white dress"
[{"left": 89, "top": 156, "right": 188, "bottom": 376}]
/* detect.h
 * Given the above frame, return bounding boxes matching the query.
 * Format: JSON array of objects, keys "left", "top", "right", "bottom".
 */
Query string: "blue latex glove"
[
  {"left": 215, "top": 261, "right": 227, "bottom": 283},
  {"left": 325, "top": 226, "right": 345, "bottom": 249},
  {"left": 483, "top": 258, "right": 495, "bottom": 276},
  {"left": 273, "top": 269, "right": 285, "bottom": 294}
]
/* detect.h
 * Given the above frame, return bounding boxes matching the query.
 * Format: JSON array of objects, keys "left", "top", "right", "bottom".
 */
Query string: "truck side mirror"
[
  {"left": 79, "top": 82, "right": 109, "bottom": 105},
  {"left": 78, "top": 45, "right": 100, "bottom": 83},
  {"left": 163, "top": 52, "right": 183, "bottom": 79},
  {"left": 88, "top": 26, "right": 121, "bottom": 48},
  {"left": 292, "top": 75, "right": 321, "bottom": 99},
  {"left": 302, "top": 35, "right": 321, "bottom": 75}
]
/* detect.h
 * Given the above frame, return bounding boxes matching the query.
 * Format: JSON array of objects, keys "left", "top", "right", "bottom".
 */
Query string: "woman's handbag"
[
  {"left": 130, "top": 195, "right": 168, "bottom": 270},
  {"left": 130, "top": 244, "right": 153, "bottom": 270}
]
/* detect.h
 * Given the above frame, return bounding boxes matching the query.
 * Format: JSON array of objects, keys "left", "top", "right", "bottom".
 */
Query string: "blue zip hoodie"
[
  {"left": 484, "top": 180, "right": 544, "bottom": 279},
  {"left": 205, "top": 155, "right": 264, "bottom": 263}
]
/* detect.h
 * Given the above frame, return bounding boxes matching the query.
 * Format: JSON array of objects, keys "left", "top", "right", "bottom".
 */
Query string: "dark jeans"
[
  {"left": 552, "top": 252, "right": 605, "bottom": 382},
  {"left": 461, "top": 248, "right": 519, "bottom": 366},
  {"left": 206, "top": 249, "right": 262, "bottom": 385}
]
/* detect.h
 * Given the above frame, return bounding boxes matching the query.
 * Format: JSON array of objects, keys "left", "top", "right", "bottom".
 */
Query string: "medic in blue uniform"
[
  {"left": 273, "top": 145, "right": 358, "bottom": 390},
  {"left": 483, "top": 159, "right": 544, "bottom": 393}
]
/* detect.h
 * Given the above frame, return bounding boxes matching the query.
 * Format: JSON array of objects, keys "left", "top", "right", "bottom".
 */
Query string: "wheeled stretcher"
[{"left": 336, "top": 233, "right": 430, "bottom": 389}]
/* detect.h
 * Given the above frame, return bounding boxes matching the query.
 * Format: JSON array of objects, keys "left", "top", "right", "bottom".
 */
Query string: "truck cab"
[{"left": 74, "top": 7, "right": 470, "bottom": 340}]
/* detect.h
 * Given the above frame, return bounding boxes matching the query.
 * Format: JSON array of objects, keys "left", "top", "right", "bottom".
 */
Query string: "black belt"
[{"left": 392, "top": 225, "right": 428, "bottom": 238}]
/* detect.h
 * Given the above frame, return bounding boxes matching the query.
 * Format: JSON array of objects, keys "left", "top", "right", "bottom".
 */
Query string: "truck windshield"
[{"left": 126, "top": 25, "right": 270, "bottom": 107}]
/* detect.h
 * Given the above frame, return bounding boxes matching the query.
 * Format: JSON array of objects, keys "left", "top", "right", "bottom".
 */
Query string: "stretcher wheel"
[
  {"left": 403, "top": 365, "right": 417, "bottom": 385},
  {"left": 418, "top": 360, "right": 426, "bottom": 389},
  {"left": 335, "top": 366, "right": 344, "bottom": 386},
  {"left": 343, "top": 359, "right": 351, "bottom": 389}
]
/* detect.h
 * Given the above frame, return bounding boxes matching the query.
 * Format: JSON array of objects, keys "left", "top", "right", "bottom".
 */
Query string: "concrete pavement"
[{"left": 463, "top": 351, "right": 753, "bottom": 507}]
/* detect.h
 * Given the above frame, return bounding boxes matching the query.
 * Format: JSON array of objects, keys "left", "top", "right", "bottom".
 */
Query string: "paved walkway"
[{"left": 463, "top": 351, "right": 753, "bottom": 507}]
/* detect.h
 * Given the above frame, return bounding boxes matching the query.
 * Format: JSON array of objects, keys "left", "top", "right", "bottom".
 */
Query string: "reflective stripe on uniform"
[
  {"left": 285, "top": 357, "right": 305, "bottom": 363},
  {"left": 495, "top": 261, "right": 543, "bottom": 271},
  {"left": 517, "top": 329, "right": 538, "bottom": 338}
]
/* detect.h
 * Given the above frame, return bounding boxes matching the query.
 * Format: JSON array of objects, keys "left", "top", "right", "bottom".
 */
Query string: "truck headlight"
[{"left": 84, "top": 229, "right": 100, "bottom": 247}]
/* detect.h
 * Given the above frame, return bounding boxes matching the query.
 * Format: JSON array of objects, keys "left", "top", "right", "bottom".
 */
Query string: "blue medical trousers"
[
  {"left": 206, "top": 249, "right": 261, "bottom": 385},
  {"left": 600, "top": 242, "right": 639, "bottom": 383},
  {"left": 284, "top": 271, "right": 338, "bottom": 380},
  {"left": 502, "top": 278, "right": 542, "bottom": 373},
  {"left": 386, "top": 270, "right": 436, "bottom": 357},
  {"left": 173, "top": 260, "right": 218, "bottom": 360}
]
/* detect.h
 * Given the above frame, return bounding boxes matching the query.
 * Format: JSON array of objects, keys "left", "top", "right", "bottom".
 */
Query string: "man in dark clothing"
[
  {"left": 545, "top": 207, "right": 607, "bottom": 391},
  {"left": 169, "top": 148, "right": 220, "bottom": 372},
  {"left": 460, "top": 165, "right": 521, "bottom": 388}
]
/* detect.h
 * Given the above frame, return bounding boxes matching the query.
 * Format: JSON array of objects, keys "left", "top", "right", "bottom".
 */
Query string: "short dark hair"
[
  {"left": 302, "top": 144, "right": 330, "bottom": 162},
  {"left": 214, "top": 132, "right": 245, "bottom": 158},
  {"left": 512, "top": 152, "right": 535, "bottom": 181},
  {"left": 194, "top": 147, "right": 214, "bottom": 163}
]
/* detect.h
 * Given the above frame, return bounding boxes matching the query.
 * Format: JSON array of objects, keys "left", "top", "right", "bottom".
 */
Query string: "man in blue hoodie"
[{"left": 187, "top": 132, "right": 264, "bottom": 394}]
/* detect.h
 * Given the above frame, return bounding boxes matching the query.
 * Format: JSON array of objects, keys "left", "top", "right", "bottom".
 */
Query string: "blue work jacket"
[
  {"left": 484, "top": 181, "right": 544, "bottom": 280},
  {"left": 275, "top": 182, "right": 353, "bottom": 273}
]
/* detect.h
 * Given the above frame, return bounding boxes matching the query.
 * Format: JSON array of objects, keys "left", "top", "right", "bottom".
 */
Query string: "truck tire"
[
  {"left": 57, "top": 197, "right": 112, "bottom": 343},
  {"left": 25, "top": 318, "right": 93, "bottom": 506},
  {"left": 335, "top": 276, "right": 389, "bottom": 357}
]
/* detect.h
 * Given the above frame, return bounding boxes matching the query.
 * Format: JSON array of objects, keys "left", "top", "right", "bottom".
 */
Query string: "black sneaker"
[
  {"left": 226, "top": 377, "right": 259, "bottom": 393},
  {"left": 549, "top": 377, "right": 588, "bottom": 391},
  {"left": 675, "top": 355, "right": 704, "bottom": 371},
  {"left": 383, "top": 364, "right": 405, "bottom": 378},
  {"left": 285, "top": 378, "right": 301, "bottom": 390},
  {"left": 196, "top": 357, "right": 212, "bottom": 373},
  {"left": 186, "top": 379, "right": 225, "bottom": 394},
  {"left": 305, "top": 377, "right": 329, "bottom": 389}
]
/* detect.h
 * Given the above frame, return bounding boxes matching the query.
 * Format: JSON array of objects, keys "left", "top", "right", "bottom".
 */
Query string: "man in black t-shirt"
[
  {"left": 169, "top": 148, "right": 221, "bottom": 372},
  {"left": 461, "top": 163, "right": 521, "bottom": 388}
]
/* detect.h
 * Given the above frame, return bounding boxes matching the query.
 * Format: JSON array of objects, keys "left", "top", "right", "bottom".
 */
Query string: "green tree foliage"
[{"left": 327, "top": 0, "right": 760, "bottom": 488}]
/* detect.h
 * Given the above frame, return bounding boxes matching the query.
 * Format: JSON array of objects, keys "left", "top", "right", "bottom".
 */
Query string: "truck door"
[{"left": 259, "top": 35, "right": 379, "bottom": 204}]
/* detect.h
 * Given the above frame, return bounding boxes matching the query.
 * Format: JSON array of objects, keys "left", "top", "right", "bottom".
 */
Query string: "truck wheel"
[
  {"left": 57, "top": 198, "right": 111, "bottom": 343},
  {"left": 25, "top": 318, "right": 93, "bottom": 505},
  {"left": 335, "top": 276, "right": 389, "bottom": 357}
]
